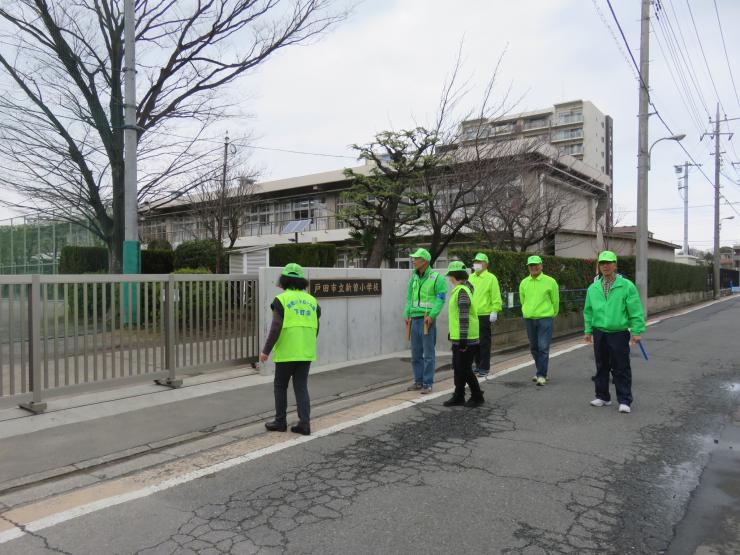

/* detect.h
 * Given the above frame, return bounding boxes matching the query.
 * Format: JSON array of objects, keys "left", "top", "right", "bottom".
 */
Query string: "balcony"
[
  {"left": 551, "top": 128, "right": 584, "bottom": 143},
  {"left": 552, "top": 113, "right": 584, "bottom": 127},
  {"left": 141, "top": 216, "right": 349, "bottom": 246}
]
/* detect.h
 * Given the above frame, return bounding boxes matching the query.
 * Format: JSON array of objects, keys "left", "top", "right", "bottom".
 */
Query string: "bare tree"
[
  {"left": 186, "top": 146, "right": 258, "bottom": 272},
  {"left": 468, "top": 146, "right": 583, "bottom": 253},
  {"left": 0, "top": 0, "right": 346, "bottom": 271}
]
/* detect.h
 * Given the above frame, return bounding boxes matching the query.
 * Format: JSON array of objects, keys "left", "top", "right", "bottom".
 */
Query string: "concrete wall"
[
  {"left": 258, "top": 267, "right": 451, "bottom": 374},
  {"left": 648, "top": 290, "right": 712, "bottom": 314}
]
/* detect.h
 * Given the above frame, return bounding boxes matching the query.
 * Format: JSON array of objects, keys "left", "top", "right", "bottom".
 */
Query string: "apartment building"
[{"left": 458, "top": 100, "right": 614, "bottom": 227}]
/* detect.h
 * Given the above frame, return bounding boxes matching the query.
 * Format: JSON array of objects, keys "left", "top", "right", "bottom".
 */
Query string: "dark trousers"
[
  {"left": 274, "top": 361, "right": 311, "bottom": 426},
  {"left": 592, "top": 329, "right": 633, "bottom": 405},
  {"left": 525, "top": 317, "right": 553, "bottom": 377},
  {"left": 473, "top": 316, "right": 492, "bottom": 373},
  {"left": 452, "top": 344, "right": 483, "bottom": 397}
]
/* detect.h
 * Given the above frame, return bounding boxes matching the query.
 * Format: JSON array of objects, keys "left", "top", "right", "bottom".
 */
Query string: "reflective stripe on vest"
[
  {"left": 448, "top": 284, "right": 479, "bottom": 341},
  {"left": 411, "top": 271, "right": 440, "bottom": 310}
]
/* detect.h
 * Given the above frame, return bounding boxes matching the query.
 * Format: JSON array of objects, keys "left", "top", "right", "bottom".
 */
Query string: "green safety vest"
[
  {"left": 273, "top": 290, "right": 319, "bottom": 363},
  {"left": 448, "top": 284, "right": 479, "bottom": 341},
  {"left": 409, "top": 270, "right": 441, "bottom": 313}
]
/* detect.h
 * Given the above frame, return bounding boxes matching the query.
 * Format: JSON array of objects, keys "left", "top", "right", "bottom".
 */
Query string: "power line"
[
  {"left": 653, "top": 2, "right": 706, "bottom": 126},
  {"left": 603, "top": 0, "right": 740, "bottom": 221},
  {"left": 712, "top": 0, "right": 740, "bottom": 107},
  {"left": 685, "top": 0, "right": 727, "bottom": 115},
  {"left": 144, "top": 128, "right": 358, "bottom": 160},
  {"left": 663, "top": 0, "right": 712, "bottom": 117}
]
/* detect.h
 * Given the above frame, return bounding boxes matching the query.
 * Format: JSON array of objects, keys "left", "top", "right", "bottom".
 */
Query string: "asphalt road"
[{"left": 2, "top": 297, "right": 738, "bottom": 554}]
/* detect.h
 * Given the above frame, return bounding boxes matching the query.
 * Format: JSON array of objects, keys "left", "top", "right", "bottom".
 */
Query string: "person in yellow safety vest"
[
  {"left": 403, "top": 248, "right": 447, "bottom": 394},
  {"left": 468, "top": 252, "right": 502, "bottom": 378},
  {"left": 442, "top": 261, "right": 485, "bottom": 407},
  {"left": 260, "top": 263, "right": 321, "bottom": 436},
  {"left": 519, "top": 255, "right": 560, "bottom": 386}
]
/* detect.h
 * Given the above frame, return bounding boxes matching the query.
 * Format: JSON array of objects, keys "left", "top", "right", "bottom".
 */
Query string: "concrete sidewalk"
[{"left": 0, "top": 351, "right": 464, "bottom": 494}]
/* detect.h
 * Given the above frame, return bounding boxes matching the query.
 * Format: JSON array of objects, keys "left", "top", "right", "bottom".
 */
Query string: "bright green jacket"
[
  {"left": 403, "top": 266, "right": 447, "bottom": 319},
  {"left": 519, "top": 273, "right": 560, "bottom": 319},
  {"left": 468, "top": 270, "right": 502, "bottom": 316},
  {"left": 583, "top": 275, "right": 645, "bottom": 335}
]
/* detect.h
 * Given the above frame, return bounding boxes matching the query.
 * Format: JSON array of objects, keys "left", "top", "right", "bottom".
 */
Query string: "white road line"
[{"left": 0, "top": 295, "right": 733, "bottom": 545}]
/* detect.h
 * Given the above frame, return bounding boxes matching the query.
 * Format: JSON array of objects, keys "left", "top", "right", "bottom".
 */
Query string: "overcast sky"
[{"left": 2, "top": 0, "right": 739, "bottom": 250}]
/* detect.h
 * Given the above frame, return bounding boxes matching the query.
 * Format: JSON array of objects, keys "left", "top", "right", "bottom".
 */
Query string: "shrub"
[
  {"left": 450, "top": 249, "right": 708, "bottom": 299},
  {"left": 269, "top": 243, "right": 337, "bottom": 268},
  {"left": 59, "top": 246, "right": 108, "bottom": 274},
  {"left": 141, "top": 249, "right": 174, "bottom": 274},
  {"left": 173, "top": 240, "right": 222, "bottom": 273},
  {"left": 147, "top": 239, "right": 172, "bottom": 251}
]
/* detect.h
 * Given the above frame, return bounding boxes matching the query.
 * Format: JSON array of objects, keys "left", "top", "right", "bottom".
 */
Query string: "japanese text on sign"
[{"left": 309, "top": 279, "right": 382, "bottom": 298}]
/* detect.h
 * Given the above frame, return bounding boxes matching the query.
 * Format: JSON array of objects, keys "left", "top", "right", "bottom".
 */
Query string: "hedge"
[
  {"left": 59, "top": 246, "right": 108, "bottom": 274},
  {"left": 146, "top": 239, "right": 172, "bottom": 251},
  {"left": 449, "top": 249, "right": 707, "bottom": 297},
  {"left": 141, "top": 249, "right": 174, "bottom": 274},
  {"left": 269, "top": 243, "right": 337, "bottom": 268},
  {"left": 174, "top": 240, "right": 222, "bottom": 273}
]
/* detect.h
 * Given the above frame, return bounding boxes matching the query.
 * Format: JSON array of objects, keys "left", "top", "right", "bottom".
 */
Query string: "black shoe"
[
  {"left": 464, "top": 392, "right": 485, "bottom": 407},
  {"left": 443, "top": 394, "right": 466, "bottom": 407},
  {"left": 291, "top": 424, "right": 311, "bottom": 436},
  {"left": 265, "top": 421, "right": 287, "bottom": 432}
]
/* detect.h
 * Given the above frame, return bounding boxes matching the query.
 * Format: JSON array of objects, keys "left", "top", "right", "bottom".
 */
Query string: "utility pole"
[
  {"left": 216, "top": 133, "right": 230, "bottom": 273},
  {"left": 675, "top": 161, "right": 701, "bottom": 255},
  {"left": 635, "top": 0, "right": 651, "bottom": 312},
  {"left": 713, "top": 104, "right": 721, "bottom": 300},
  {"left": 123, "top": 0, "right": 139, "bottom": 274},
  {"left": 701, "top": 104, "right": 737, "bottom": 299}
]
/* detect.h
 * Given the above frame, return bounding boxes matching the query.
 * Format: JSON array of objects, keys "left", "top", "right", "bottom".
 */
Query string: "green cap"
[
  {"left": 527, "top": 255, "right": 542, "bottom": 265},
  {"left": 598, "top": 250, "right": 617, "bottom": 263},
  {"left": 473, "top": 252, "right": 489, "bottom": 263},
  {"left": 410, "top": 248, "right": 431, "bottom": 262},
  {"left": 445, "top": 260, "right": 468, "bottom": 275},
  {"left": 281, "top": 263, "right": 304, "bottom": 279}
]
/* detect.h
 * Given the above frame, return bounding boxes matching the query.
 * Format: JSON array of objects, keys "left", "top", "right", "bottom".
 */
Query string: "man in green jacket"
[
  {"left": 468, "top": 252, "right": 502, "bottom": 378},
  {"left": 403, "top": 248, "right": 447, "bottom": 394},
  {"left": 584, "top": 250, "right": 645, "bottom": 414},
  {"left": 519, "top": 255, "right": 559, "bottom": 386}
]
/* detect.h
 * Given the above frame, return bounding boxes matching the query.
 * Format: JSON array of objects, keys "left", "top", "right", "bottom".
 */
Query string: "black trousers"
[
  {"left": 473, "top": 316, "right": 492, "bottom": 372},
  {"left": 592, "top": 329, "right": 633, "bottom": 405},
  {"left": 452, "top": 344, "right": 482, "bottom": 397},
  {"left": 274, "top": 361, "right": 311, "bottom": 426}
]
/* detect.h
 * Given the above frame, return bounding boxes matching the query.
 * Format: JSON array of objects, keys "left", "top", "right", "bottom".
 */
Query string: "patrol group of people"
[{"left": 259, "top": 248, "right": 646, "bottom": 435}]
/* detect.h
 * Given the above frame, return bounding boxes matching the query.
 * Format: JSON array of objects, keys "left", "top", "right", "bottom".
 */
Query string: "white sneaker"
[
  {"left": 619, "top": 404, "right": 631, "bottom": 414},
  {"left": 590, "top": 398, "right": 612, "bottom": 407}
]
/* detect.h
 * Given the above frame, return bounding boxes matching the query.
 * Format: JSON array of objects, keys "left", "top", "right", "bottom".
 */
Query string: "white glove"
[{"left": 489, "top": 312, "right": 498, "bottom": 323}]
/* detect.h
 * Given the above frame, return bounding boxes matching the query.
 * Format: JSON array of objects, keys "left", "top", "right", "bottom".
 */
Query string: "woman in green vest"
[
  {"left": 259, "top": 263, "right": 320, "bottom": 435},
  {"left": 443, "top": 261, "right": 485, "bottom": 407}
]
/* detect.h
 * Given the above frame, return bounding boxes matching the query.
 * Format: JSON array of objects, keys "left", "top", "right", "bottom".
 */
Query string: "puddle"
[{"left": 722, "top": 382, "right": 740, "bottom": 393}]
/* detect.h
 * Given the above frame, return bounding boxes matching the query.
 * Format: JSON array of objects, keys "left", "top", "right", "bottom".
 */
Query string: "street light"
[
  {"left": 647, "top": 134, "right": 686, "bottom": 170},
  {"left": 720, "top": 215, "right": 735, "bottom": 229},
  {"left": 636, "top": 132, "right": 686, "bottom": 313}
]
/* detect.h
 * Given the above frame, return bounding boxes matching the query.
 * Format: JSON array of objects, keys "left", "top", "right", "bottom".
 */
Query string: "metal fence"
[
  {"left": 0, "top": 274, "right": 258, "bottom": 412},
  {"left": 500, "top": 288, "right": 588, "bottom": 318}
]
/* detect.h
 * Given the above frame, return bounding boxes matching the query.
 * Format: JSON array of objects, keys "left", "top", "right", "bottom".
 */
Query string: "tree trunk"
[{"left": 366, "top": 203, "right": 399, "bottom": 268}]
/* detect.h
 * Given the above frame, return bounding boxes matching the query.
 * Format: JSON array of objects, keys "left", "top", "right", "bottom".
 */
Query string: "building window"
[
  {"left": 559, "top": 143, "right": 583, "bottom": 156},
  {"left": 523, "top": 117, "right": 550, "bottom": 130},
  {"left": 556, "top": 110, "right": 583, "bottom": 125},
  {"left": 552, "top": 127, "right": 583, "bottom": 141}
]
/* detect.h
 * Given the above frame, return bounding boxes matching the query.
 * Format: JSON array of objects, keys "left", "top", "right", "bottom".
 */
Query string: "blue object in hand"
[{"left": 637, "top": 340, "right": 648, "bottom": 361}]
